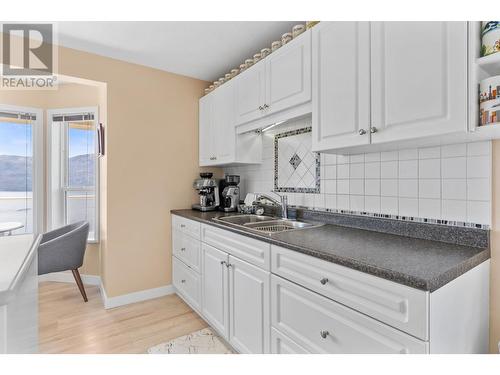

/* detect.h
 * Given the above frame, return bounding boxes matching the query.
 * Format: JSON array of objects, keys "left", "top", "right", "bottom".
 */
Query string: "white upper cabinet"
[
  {"left": 312, "top": 22, "right": 371, "bottom": 151},
  {"left": 212, "top": 81, "right": 236, "bottom": 163},
  {"left": 235, "top": 63, "right": 267, "bottom": 125},
  {"left": 312, "top": 21, "right": 470, "bottom": 153},
  {"left": 199, "top": 81, "right": 262, "bottom": 167},
  {"left": 370, "top": 22, "right": 468, "bottom": 144},
  {"left": 265, "top": 31, "right": 312, "bottom": 116},
  {"left": 198, "top": 94, "right": 213, "bottom": 165},
  {"left": 234, "top": 30, "right": 312, "bottom": 127}
]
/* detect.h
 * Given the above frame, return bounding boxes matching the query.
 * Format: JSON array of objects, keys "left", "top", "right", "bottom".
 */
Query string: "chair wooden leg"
[{"left": 72, "top": 269, "right": 88, "bottom": 302}]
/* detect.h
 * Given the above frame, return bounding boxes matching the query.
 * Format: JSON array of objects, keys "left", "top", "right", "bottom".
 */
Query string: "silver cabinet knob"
[
  {"left": 358, "top": 129, "right": 367, "bottom": 135},
  {"left": 226, "top": 263, "right": 232, "bottom": 268},
  {"left": 263, "top": 104, "right": 269, "bottom": 109},
  {"left": 220, "top": 260, "right": 226, "bottom": 266},
  {"left": 320, "top": 278, "right": 329, "bottom": 285},
  {"left": 180, "top": 247, "right": 186, "bottom": 251},
  {"left": 320, "top": 330, "right": 330, "bottom": 339},
  {"left": 180, "top": 224, "right": 186, "bottom": 228},
  {"left": 181, "top": 279, "right": 186, "bottom": 283},
  {"left": 259, "top": 106, "right": 264, "bottom": 110},
  {"left": 370, "top": 127, "right": 378, "bottom": 133}
]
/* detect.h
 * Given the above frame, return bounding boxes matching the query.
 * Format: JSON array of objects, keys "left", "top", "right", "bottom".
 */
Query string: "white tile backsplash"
[
  {"left": 419, "top": 158, "right": 441, "bottom": 179},
  {"left": 381, "top": 161, "right": 399, "bottom": 179},
  {"left": 398, "top": 160, "right": 418, "bottom": 179},
  {"left": 419, "top": 179, "right": 441, "bottom": 199},
  {"left": 442, "top": 157, "right": 467, "bottom": 179},
  {"left": 223, "top": 117, "right": 493, "bottom": 226}
]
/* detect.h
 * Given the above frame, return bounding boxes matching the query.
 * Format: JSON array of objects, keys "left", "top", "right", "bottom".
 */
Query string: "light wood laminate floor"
[{"left": 39, "top": 281, "right": 207, "bottom": 354}]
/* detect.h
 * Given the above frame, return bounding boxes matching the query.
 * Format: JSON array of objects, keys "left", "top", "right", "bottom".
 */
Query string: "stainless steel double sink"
[{"left": 213, "top": 214, "right": 323, "bottom": 235}]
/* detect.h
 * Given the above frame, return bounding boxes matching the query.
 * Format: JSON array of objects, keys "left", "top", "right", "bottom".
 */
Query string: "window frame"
[
  {"left": 0, "top": 103, "right": 44, "bottom": 235},
  {"left": 47, "top": 106, "right": 99, "bottom": 243}
]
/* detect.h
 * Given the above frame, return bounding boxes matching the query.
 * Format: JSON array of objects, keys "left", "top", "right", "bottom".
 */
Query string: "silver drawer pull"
[
  {"left": 320, "top": 330, "right": 330, "bottom": 339},
  {"left": 180, "top": 224, "right": 186, "bottom": 228},
  {"left": 180, "top": 247, "right": 186, "bottom": 251},
  {"left": 320, "top": 278, "right": 329, "bottom": 285},
  {"left": 358, "top": 129, "right": 367, "bottom": 135},
  {"left": 181, "top": 279, "right": 186, "bottom": 283}
]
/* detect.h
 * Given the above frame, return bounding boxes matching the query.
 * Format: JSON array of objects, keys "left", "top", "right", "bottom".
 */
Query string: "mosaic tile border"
[
  {"left": 274, "top": 127, "right": 320, "bottom": 194},
  {"left": 286, "top": 204, "right": 490, "bottom": 230}
]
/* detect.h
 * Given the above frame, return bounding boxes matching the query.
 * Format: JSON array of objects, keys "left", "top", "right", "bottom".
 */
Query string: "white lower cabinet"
[
  {"left": 172, "top": 215, "right": 488, "bottom": 354},
  {"left": 201, "top": 243, "right": 230, "bottom": 338},
  {"left": 271, "top": 275, "right": 428, "bottom": 354},
  {"left": 200, "top": 242, "right": 271, "bottom": 353},
  {"left": 172, "top": 256, "right": 201, "bottom": 313},
  {"left": 271, "top": 328, "right": 309, "bottom": 354},
  {"left": 228, "top": 255, "right": 270, "bottom": 353}
]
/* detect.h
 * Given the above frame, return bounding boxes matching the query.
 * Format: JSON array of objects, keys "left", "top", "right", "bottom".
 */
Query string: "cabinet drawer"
[
  {"left": 172, "top": 230, "right": 201, "bottom": 273},
  {"left": 173, "top": 256, "right": 201, "bottom": 312},
  {"left": 172, "top": 215, "right": 201, "bottom": 240},
  {"left": 201, "top": 224, "right": 270, "bottom": 270},
  {"left": 271, "top": 328, "right": 309, "bottom": 354},
  {"left": 271, "top": 275, "right": 428, "bottom": 354},
  {"left": 271, "top": 245, "right": 428, "bottom": 340}
]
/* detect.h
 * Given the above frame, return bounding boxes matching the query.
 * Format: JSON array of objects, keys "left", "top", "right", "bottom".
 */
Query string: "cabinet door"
[
  {"left": 311, "top": 22, "right": 371, "bottom": 152},
  {"left": 212, "top": 82, "right": 236, "bottom": 163},
  {"left": 370, "top": 22, "right": 467, "bottom": 144},
  {"left": 265, "top": 31, "right": 311, "bottom": 116},
  {"left": 199, "top": 94, "right": 214, "bottom": 166},
  {"left": 228, "top": 255, "right": 270, "bottom": 353},
  {"left": 234, "top": 63, "right": 266, "bottom": 125},
  {"left": 201, "top": 243, "right": 229, "bottom": 339}
]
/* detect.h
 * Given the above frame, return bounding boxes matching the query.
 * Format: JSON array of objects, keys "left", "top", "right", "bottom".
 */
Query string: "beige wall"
[
  {"left": 56, "top": 45, "right": 221, "bottom": 297},
  {"left": 1, "top": 38, "right": 220, "bottom": 297},
  {"left": 0, "top": 83, "right": 102, "bottom": 275}
]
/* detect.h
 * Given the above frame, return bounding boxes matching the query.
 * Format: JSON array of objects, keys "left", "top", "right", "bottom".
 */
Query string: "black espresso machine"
[{"left": 218, "top": 175, "right": 240, "bottom": 212}]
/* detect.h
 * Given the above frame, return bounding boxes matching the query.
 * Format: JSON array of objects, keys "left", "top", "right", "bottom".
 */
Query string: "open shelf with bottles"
[
  {"left": 468, "top": 21, "right": 500, "bottom": 138},
  {"left": 477, "top": 52, "right": 500, "bottom": 75}
]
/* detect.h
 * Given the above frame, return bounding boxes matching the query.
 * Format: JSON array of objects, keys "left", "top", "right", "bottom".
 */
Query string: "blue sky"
[
  {"left": 0, "top": 121, "right": 32, "bottom": 156},
  {"left": 0, "top": 121, "right": 94, "bottom": 157},
  {"left": 68, "top": 127, "right": 95, "bottom": 157}
]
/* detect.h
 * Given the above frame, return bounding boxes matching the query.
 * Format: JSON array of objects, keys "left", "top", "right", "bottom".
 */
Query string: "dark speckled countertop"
[{"left": 171, "top": 209, "right": 490, "bottom": 292}]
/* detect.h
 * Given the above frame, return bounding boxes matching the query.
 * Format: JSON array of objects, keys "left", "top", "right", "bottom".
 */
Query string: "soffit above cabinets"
[{"left": 55, "top": 21, "right": 299, "bottom": 81}]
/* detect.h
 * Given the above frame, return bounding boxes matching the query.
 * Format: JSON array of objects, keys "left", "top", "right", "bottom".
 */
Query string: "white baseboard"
[
  {"left": 100, "top": 284, "right": 175, "bottom": 309},
  {"left": 38, "top": 271, "right": 174, "bottom": 309},
  {"left": 38, "top": 271, "right": 102, "bottom": 286}
]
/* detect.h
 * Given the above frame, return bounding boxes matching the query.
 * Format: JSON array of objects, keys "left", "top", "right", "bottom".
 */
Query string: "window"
[
  {"left": 0, "top": 105, "right": 43, "bottom": 235},
  {"left": 48, "top": 108, "right": 98, "bottom": 242}
]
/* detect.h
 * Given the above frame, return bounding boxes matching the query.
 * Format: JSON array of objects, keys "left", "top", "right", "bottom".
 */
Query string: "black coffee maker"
[{"left": 219, "top": 175, "right": 240, "bottom": 212}]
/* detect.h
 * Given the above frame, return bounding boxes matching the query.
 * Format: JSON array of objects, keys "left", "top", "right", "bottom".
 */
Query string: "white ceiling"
[{"left": 55, "top": 21, "right": 300, "bottom": 82}]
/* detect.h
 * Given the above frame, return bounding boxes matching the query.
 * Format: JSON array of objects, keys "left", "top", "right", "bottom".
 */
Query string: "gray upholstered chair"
[{"left": 38, "top": 221, "right": 90, "bottom": 302}]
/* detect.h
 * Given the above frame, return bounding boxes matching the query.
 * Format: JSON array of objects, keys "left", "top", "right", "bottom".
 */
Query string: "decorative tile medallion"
[
  {"left": 274, "top": 127, "right": 320, "bottom": 193},
  {"left": 289, "top": 153, "right": 302, "bottom": 169}
]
